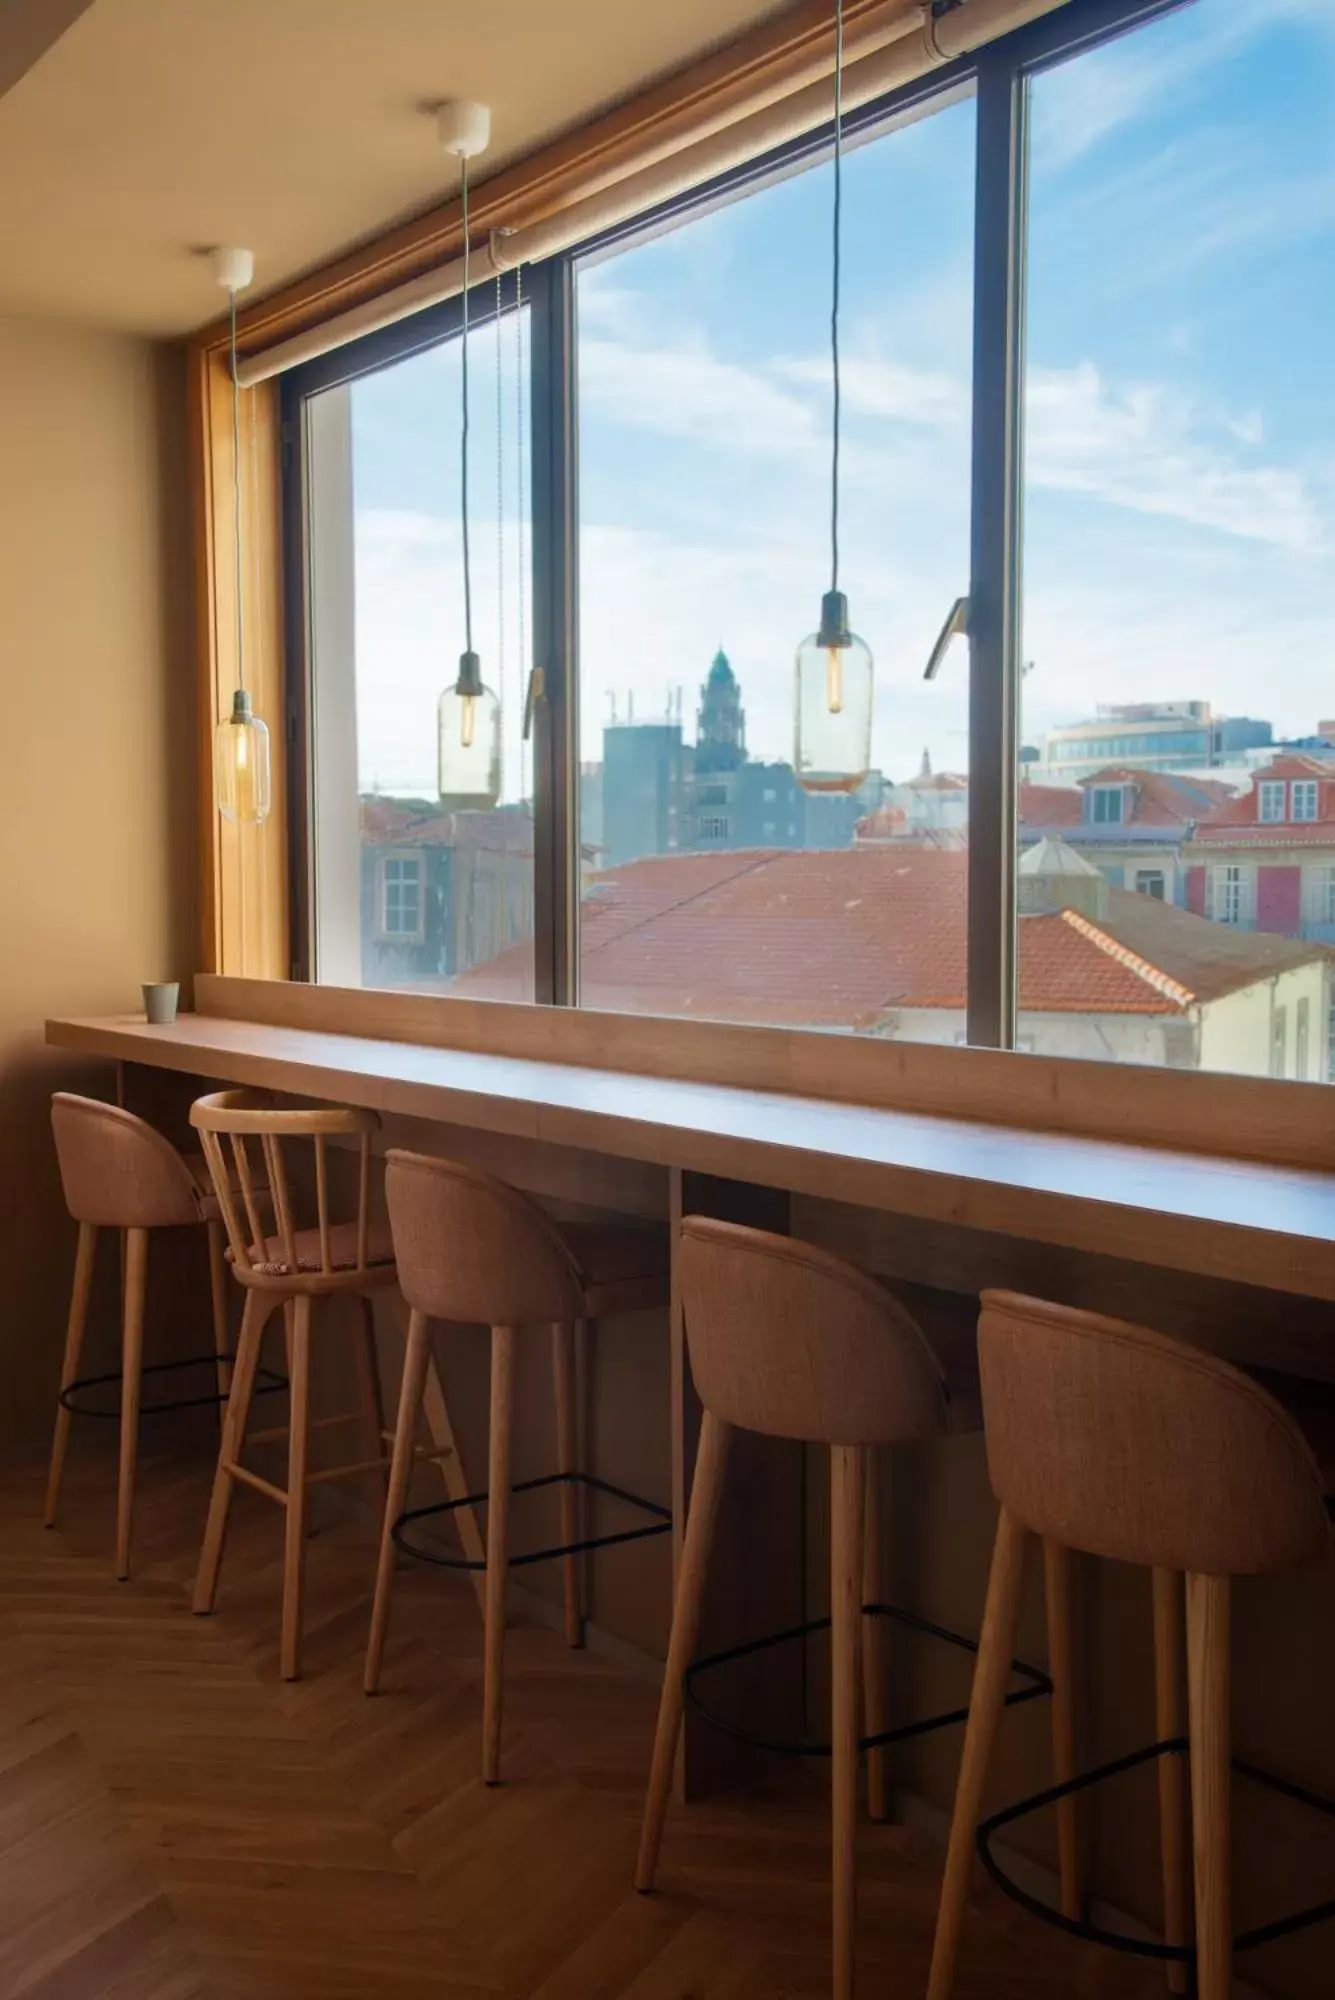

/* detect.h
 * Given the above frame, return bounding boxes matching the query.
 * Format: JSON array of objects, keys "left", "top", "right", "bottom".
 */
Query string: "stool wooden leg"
[
  {"left": 355, "top": 1294, "right": 389, "bottom": 1499},
  {"left": 927, "top": 1507, "right": 1027, "bottom": 2000},
  {"left": 831, "top": 1444, "right": 865, "bottom": 2000},
  {"left": 365, "top": 1308, "right": 432, "bottom": 1694},
  {"left": 194, "top": 1290, "right": 267, "bottom": 1614},
  {"left": 206, "top": 1219, "right": 231, "bottom": 1403},
  {"left": 861, "top": 1448, "right": 888, "bottom": 1823},
  {"left": 422, "top": 1348, "right": 487, "bottom": 1615},
  {"left": 552, "top": 1319, "right": 583, "bottom": 1648},
  {"left": 45, "top": 1221, "right": 98, "bottom": 1528},
  {"left": 115, "top": 1227, "right": 149, "bottom": 1581},
  {"left": 1042, "top": 1537, "right": 1083, "bottom": 1921},
  {"left": 281, "top": 1294, "right": 313, "bottom": 1682},
  {"left": 1186, "top": 1573, "right": 1231, "bottom": 2000},
  {"left": 1153, "top": 1567, "right": 1191, "bottom": 1994},
  {"left": 635, "top": 1410, "right": 731, "bottom": 1893},
  {"left": 482, "top": 1323, "right": 515, "bottom": 1784}
]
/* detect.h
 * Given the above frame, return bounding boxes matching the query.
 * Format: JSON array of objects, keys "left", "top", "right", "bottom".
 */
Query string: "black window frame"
[{"left": 281, "top": 0, "right": 1185, "bottom": 1037}]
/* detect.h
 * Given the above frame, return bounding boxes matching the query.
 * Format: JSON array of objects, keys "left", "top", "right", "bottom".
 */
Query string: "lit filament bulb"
[
  {"left": 459, "top": 691, "right": 476, "bottom": 749},
  {"left": 824, "top": 643, "right": 845, "bottom": 715}
]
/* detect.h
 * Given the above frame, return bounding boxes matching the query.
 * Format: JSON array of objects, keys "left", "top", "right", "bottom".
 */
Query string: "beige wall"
[{"left": 0, "top": 314, "right": 195, "bottom": 1455}]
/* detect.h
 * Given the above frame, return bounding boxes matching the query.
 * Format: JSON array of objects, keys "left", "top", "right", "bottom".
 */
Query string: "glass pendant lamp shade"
[
  {"left": 216, "top": 688, "right": 272, "bottom": 823},
  {"left": 438, "top": 650, "right": 501, "bottom": 807},
  {"left": 794, "top": 589, "right": 873, "bottom": 793}
]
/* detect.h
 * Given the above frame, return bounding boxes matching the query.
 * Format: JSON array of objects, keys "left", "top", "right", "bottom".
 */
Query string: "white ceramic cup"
[{"left": 142, "top": 981, "right": 180, "bottom": 1025}]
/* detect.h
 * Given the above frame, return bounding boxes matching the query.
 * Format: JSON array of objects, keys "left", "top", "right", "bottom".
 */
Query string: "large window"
[
  {"left": 287, "top": 0, "right": 1334, "bottom": 1086},
  {"left": 1016, "top": 0, "right": 1335, "bottom": 1078},
  {"left": 301, "top": 295, "right": 534, "bottom": 998},
  {"left": 575, "top": 91, "right": 975, "bottom": 1033}
]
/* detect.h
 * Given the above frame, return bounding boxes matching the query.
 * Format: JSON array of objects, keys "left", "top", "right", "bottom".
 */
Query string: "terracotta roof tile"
[{"left": 455, "top": 847, "right": 1330, "bottom": 1022}]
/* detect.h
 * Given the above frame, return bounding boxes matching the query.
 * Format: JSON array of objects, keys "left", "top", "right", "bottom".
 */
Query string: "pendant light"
[
  {"left": 214, "top": 247, "right": 272, "bottom": 824},
  {"left": 437, "top": 101, "right": 502, "bottom": 811},
  {"left": 794, "top": 0, "right": 873, "bottom": 796}
]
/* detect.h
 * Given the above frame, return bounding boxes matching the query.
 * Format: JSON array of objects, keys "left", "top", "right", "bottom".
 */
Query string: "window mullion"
[
  {"left": 966, "top": 49, "right": 1028, "bottom": 1051},
  {"left": 529, "top": 255, "right": 580, "bottom": 1007}
]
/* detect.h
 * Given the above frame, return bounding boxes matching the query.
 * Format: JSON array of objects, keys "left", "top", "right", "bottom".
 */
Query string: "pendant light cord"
[
  {"left": 830, "top": 0, "right": 844, "bottom": 600},
  {"left": 460, "top": 152, "right": 474, "bottom": 655},
  {"left": 229, "top": 284, "right": 245, "bottom": 692}
]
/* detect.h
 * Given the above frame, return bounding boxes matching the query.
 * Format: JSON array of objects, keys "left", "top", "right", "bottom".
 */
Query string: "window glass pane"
[
  {"left": 306, "top": 305, "right": 534, "bottom": 997},
  {"left": 1018, "top": 0, "right": 1335, "bottom": 1081},
  {"left": 575, "top": 92, "right": 975, "bottom": 1032}
]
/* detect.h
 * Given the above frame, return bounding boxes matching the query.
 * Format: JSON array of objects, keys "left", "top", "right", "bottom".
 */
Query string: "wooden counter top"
[{"left": 46, "top": 1006, "right": 1335, "bottom": 1302}]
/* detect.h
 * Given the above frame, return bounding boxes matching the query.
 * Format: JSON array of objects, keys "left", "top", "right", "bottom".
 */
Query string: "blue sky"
[{"left": 339, "top": 0, "right": 1335, "bottom": 799}]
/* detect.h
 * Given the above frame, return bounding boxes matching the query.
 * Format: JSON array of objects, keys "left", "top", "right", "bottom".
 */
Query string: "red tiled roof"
[
  {"left": 1018, "top": 783, "right": 1082, "bottom": 827},
  {"left": 359, "top": 797, "right": 535, "bottom": 855},
  {"left": 1189, "top": 824, "right": 1335, "bottom": 848},
  {"left": 1189, "top": 754, "right": 1335, "bottom": 837},
  {"left": 1025, "top": 767, "right": 1237, "bottom": 832},
  {"left": 453, "top": 846, "right": 1329, "bottom": 1022}
]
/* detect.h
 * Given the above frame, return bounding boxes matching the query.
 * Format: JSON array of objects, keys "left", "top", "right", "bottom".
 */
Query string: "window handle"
[
  {"left": 923, "top": 595, "right": 969, "bottom": 680},
  {"left": 522, "top": 664, "right": 546, "bottom": 742}
]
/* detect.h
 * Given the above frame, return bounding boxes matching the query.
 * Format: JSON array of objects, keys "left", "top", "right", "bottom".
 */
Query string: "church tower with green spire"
[{"left": 694, "top": 647, "right": 746, "bottom": 776}]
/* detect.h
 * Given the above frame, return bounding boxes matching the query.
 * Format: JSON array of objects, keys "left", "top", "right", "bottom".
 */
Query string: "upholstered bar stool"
[
  {"left": 364, "top": 1148, "right": 670, "bottom": 1785},
  {"left": 635, "top": 1220, "right": 1058, "bottom": 2000},
  {"left": 46, "top": 1091, "right": 268, "bottom": 1579},
  {"left": 928, "top": 1292, "right": 1335, "bottom": 2000},
  {"left": 190, "top": 1089, "right": 397, "bottom": 1680}
]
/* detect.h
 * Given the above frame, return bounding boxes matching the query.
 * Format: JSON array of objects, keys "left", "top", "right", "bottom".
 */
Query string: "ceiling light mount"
[
  {"left": 212, "top": 245, "right": 254, "bottom": 294},
  {"left": 436, "top": 99, "right": 491, "bottom": 160}
]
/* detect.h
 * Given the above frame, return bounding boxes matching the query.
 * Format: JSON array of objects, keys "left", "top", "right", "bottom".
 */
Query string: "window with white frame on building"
[
  {"left": 1292, "top": 779, "right": 1319, "bottom": 822},
  {"left": 1258, "top": 781, "right": 1287, "bottom": 823},
  {"left": 1296, "top": 997, "right": 1311, "bottom": 1082},
  {"left": 1271, "top": 1004, "right": 1288, "bottom": 1079},
  {"left": 1089, "top": 787, "right": 1125, "bottom": 825},
  {"left": 1214, "top": 864, "right": 1249, "bottom": 926},
  {"left": 1135, "top": 869, "right": 1165, "bottom": 900},
  {"left": 379, "top": 854, "right": 424, "bottom": 940},
  {"left": 1319, "top": 865, "right": 1335, "bottom": 926}
]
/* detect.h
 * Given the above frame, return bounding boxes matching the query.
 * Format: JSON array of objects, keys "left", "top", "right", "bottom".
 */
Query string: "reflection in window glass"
[
  {"left": 1018, "top": 0, "right": 1335, "bottom": 1080},
  {"left": 575, "top": 95, "right": 976, "bottom": 1032},
  {"left": 306, "top": 307, "right": 534, "bottom": 997}
]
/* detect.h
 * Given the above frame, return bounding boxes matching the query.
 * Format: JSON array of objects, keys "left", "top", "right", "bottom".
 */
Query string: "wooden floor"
[{"left": 0, "top": 1436, "right": 1168, "bottom": 2000}]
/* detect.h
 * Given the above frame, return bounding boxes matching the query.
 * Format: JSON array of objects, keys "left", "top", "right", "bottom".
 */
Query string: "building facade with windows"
[
  {"left": 1184, "top": 757, "right": 1335, "bottom": 943},
  {"left": 1034, "top": 702, "right": 1272, "bottom": 781},
  {"left": 358, "top": 798, "right": 535, "bottom": 989}
]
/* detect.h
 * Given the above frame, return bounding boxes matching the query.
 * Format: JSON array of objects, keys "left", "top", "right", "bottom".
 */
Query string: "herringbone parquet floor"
[{"left": 0, "top": 1435, "right": 1165, "bottom": 2000}]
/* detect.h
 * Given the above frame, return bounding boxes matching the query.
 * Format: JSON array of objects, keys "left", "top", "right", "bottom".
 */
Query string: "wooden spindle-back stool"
[
  {"left": 189, "top": 1088, "right": 397, "bottom": 1680},
  {"left": 366, "top": 1147, "right": 670, "bottom": 1785},
  {"left": 47, "top": 1091, "right": 253, "bottom": 1579},
  {"left": 636, "top": 1219, "right": 1061, "bottom": 2000},
  {"left": 928, "top": 1291, "right": 1335, "bottom": 2000}
]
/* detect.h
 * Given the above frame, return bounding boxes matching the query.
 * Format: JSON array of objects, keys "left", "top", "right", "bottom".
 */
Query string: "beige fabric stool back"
[
  {"left": 52, "top": 1092, "right": 201, "bottom": 1230},
  {"left": 46, "top": 1092, "right": 234, "bottom": 1582},
  {"left": 928, "top": 1290, "right": 1333, "bottom": 2000},
  {"left": 643, "top": 1219, "right": 981, "bottom": 2000},
  {"left": 385, "top": 1150, "right": 587, "bottom": 1327},
  {"left": 368, "top": 1146, "right": 669, "bottom": 1787},
  {"left": 679, "top": 1216, "right": 951, "bottom": 1446},
  {"left": 978, "top": 1290, "right": 1329, "bottom": 1577}
]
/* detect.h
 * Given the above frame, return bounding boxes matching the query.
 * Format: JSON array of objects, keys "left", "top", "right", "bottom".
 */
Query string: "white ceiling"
[{"left": 0, "top": 0, "right": 792, "bottom": 337}]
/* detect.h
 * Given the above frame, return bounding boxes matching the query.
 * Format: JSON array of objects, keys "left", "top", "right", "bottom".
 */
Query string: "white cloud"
[
  {"left": 579, "top": 334, "right": 816, "bottom": 458},
  {"left": 1026, "top": 362, "right": 1325, "bottom": 552}
]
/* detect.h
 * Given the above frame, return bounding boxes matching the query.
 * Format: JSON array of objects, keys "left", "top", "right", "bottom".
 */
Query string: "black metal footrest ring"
[
  {"left": 978, "top": 1737, "right": 1335, "bottom": 1962},
  {"left": 59, "top": 1355, "right": 289, "bottom": 1421},
  {"left": 683, "top": 1601, "right": 1052, "bottom": 1760},
  {"left": 391, "top": 1469, "right": 672, "bottom": 1571}
]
